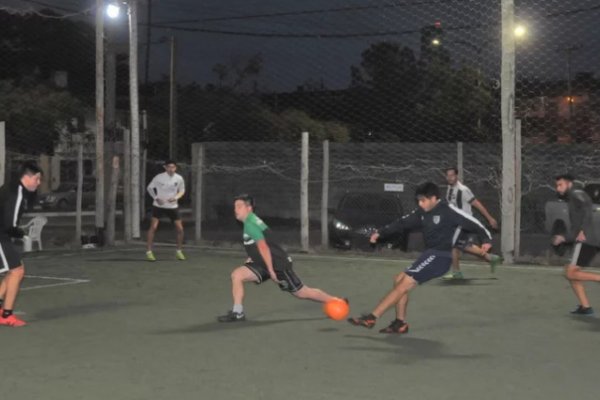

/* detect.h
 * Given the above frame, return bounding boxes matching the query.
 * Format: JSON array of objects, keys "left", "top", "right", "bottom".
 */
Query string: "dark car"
[
  {"left": 39, "top": 180, "right": 123, "bottom": 210},
  {"left": 329, "top": 192, "right": 408, "bottom": 250}
]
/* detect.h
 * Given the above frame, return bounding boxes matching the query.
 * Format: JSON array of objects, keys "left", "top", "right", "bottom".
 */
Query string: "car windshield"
[
  {"left": 341, "top": 195, "right": 399, "bottom": 213},
  {"left": 55, "top": 183, "right": 76, "bottom": 192}
]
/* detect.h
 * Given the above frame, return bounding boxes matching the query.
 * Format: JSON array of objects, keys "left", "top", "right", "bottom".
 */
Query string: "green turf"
[{"left": 4, "top": 247, "right": 600, "bottom": 400}]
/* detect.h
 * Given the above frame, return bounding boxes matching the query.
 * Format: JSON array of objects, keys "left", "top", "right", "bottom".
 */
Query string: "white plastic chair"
[{"left": 20, "top": 216, "right": 48, "bottom": 252}]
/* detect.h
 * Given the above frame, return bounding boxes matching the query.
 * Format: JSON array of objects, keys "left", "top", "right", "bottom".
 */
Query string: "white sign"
[{"left": 384, "top": 183, "right": 404, "bottom": 192}]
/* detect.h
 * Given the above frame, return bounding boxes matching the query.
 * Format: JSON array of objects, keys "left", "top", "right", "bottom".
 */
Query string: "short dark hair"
[
  {"left": 234, "top": 194, "right": 254, "bottom": 207},
  {"left": 163, "top": 159, "right": 177, "bottom": 166},
  {"left": 19, "top": 161, "right": 42, "bottom": 178},
  {"left": 555, "top": 173, "right": 575, "bottom": 182},
  {"left": 415, "top": 182, "right": 440, "bottom": 199},
  {"left": 445, "top": 167, "right": 459, "bottom": 175}
]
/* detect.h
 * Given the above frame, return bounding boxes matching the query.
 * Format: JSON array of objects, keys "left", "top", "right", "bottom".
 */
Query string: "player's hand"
[
  {"left": 480, "top": 243, "right": 492, "bottom": 254},
  {"left": 576, "top": 231, "right": 586, "bottom": 242},
  {"left": 488, "top": 218, "right": 499, "bottom": 230},
  {"left": 269, "top": 271, "right": 280, "bottom": 283},
  {"left": 156, "top": 198, "right": 165, "bottom": 206},
  {"left": 552, "top": 235, "right": 566, "bottom": 246},
  {"left": 369, "top": 232, "right": 380, "bottom": 244},
  {"left": 168, "top": 197, "right": 177, "bottom": 203}
]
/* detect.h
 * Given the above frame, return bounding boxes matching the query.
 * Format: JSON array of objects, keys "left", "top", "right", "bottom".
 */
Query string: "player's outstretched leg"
[
  {"left": 0, "top": 265, "right": 26, "bottom": 327},
  {"left": 565, "top": 264, "right": 600, "bottom": 315},
  {"left": 348, "top": 272, "right": 416, "bottom": 333},
  {"left": 443, "top": 248, "right": 464, "bottom": 280},
  {"left": 464, "top": 245, "right": 503, "bottom": 274},
  {"left": 217, "top": 265, "right": 259, "bottom": 322}
]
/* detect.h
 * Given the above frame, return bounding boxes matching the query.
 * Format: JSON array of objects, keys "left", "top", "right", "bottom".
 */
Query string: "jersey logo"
[{"left": 433, "top": 215, "right": 440, "bottom": 224}]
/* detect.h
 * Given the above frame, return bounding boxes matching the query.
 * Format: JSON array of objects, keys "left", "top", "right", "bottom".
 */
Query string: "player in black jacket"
[
  {"left": 551, "top": 174, "right": 600, "bottom": 315},
  {"left": 0, "top": 162, "right": 42, "bottom": 327},
  {"left": 348, "top": 182, "right": 492, "bottom": 333}
]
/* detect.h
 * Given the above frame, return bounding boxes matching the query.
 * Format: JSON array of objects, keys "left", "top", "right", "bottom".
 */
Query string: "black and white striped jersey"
[{"left": 446, "top": 181, "right": 476, "bottom": 215}]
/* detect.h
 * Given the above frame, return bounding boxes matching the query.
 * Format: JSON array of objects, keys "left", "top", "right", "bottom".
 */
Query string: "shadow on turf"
[
  {"left": 570, "top": 315, "right": 600, "bottom": 331},
  {"left": 153, "top": 316, "right": 326, "bottom": 335},
  {"left": 436, "top": 277, "right": 498, "bottom": 286},
  {"left": 341, "top": 334, "right": 489, "bottom": 364},
  {"left": 32, "top": 301, "right": 134, "bottom": 321}
]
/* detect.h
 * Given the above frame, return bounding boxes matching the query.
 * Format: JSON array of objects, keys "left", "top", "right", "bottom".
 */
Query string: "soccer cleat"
[
  {"left": 347, "top": 314, "right": 377, "bottom": 329},
  {"left": 443, "top": 271, "right": 464, "bottom": 280},
  {"left": 489, "top": 254, "right": 503, "bottom": 274},
  {"left": 175, "top": 250, "right": 186, "bottom": 261},
  {"left": 217, "top": 310, "right": 246, "bottom": 322},
  {"left": 146, "top": 251, "right": 156, "bottom": 262},
  {"left": 0, "top": 314, "right": 27, "bottom": 327},
  {"left": 570, "top": 305, "right": 594, "bottom": 316},
  {"left": 379, "top": 319, "right": 409, "bottom": 334}
]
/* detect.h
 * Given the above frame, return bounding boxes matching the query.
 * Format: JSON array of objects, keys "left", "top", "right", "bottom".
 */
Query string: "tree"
[{"left": 0, "top": 80, "right": 83, "bottom": 154}]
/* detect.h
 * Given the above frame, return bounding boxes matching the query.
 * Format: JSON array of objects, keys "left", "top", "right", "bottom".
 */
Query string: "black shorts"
[
  {"left": 405, "top": 249, "right": 452, "bottom": 284},
  {"left": 454, "top": 229, "right": 480, "bottom": 250},
  {"left": 570, "top": 243, "right": 600, "bottom": 267},
  {"left": 152, "top": 206, "right": 181, "bottom": 222},
  {"left": 0, "top": 240, "right": 23, "bottom": 273},
  {"left": 245, "top": 261, "right": 304, "bottom": 293}
]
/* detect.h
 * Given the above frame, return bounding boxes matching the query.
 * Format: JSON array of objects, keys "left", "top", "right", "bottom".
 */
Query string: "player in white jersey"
[
  {"left": 444, "top": 167, "right": 502, "bottom": 279},
  {"left": 145, "top": 160, "right": 186, "bottom": 261}
]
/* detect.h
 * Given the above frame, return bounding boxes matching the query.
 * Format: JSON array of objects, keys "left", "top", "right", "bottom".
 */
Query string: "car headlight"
[{"left": 333, "top": 219, "right": 350, "bottom": 231}]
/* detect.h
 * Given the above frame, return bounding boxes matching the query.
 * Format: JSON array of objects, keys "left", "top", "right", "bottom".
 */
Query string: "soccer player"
[
  {"left": 551, "top": 174, "right": 600, "bottom": 315},
  {"left": 0, "top": 162, "right": 43, "bottom": 327},
  {"left": 348, "top": 182, "right": 492, "bottom": 333},
  {"left": 146, "top": 160, "right": 186, "bottom": 261},
  {"left": 217, "top": 194, "right": 344, "bottom": 322},
  {"left": 443, "top": 167, "right": 502, "bottom": 279}
]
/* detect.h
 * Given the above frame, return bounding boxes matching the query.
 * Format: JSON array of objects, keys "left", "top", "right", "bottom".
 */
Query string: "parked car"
[
  {"left": 545, "top": 181, "right": 600, "bottom": 254},
  {"left": 329, "top": 192, "right": 408, "bottom": 250},
  {"left": 39, "top": 180, "right": 123, "bottom": 210}
]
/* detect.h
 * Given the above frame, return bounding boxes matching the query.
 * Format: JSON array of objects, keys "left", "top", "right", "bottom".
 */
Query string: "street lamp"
[
  {"left": 514, "top": 24, "right": 527, "bottom": 38},
  {"left": 106, "top": 3, "right": 121, "bottom": 19}
]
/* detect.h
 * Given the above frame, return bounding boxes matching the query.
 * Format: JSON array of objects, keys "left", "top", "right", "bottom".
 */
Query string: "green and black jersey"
[{"left": 243, "top": 212, "right": 292, "bottom": 271}]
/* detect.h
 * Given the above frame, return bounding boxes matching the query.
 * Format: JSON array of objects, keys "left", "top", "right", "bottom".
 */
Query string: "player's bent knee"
[{"left": 565, "top": 265, "right": 579, "bottom": 280}]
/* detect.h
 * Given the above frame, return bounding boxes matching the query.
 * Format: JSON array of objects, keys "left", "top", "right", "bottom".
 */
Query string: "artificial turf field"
[{"left": 4, "top": 246, "right": 600, "bottom": 400}]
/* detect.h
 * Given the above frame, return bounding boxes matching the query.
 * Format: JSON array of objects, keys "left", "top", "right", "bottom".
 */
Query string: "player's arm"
[
  {"left": 147, "top": 177, "right": 163, "bottom": 205},
  {"left": 371, "top": 209, "right": 422, "bottom": 243},
  {"left": 173, "top": 178, "right": 186, "bottom": 201},
  {"left": 450, "top": 205, "right": 492, "bottom": 251},
  {"left": 566, "top": 193, "right": 590, "bottom": 242},
  {"left": 471, "top": 199, "right": 498, "bottom": 229},
  {"left": 4, "top": 190, "right": 24, "bottom": 238},
  {"left": 256, "top": 239, "right": 279, "bottom": 283}
]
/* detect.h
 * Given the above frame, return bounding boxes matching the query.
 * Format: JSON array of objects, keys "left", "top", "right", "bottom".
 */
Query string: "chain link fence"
[{"left": 1, "top": 1, "right": 599, "bottom": 262}]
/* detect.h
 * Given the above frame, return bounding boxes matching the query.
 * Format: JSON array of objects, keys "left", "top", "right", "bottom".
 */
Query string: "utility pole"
[
  {"left": 95, "top": 0, "right": 105, "bottom": 232},
  {"left": 128, "top": 0, "right": 141, "bottom": 238},
  {"left": 169, "top": 35, "right": 177, "bottom": 160}
]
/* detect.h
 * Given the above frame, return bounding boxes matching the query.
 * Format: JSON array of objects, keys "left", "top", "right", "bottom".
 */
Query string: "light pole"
[
  {"left": 106, "top": 0, "right": 141, "bottom": 239},
  {"left": 95, "top": 0, "right": 105, "bottom": 235}
]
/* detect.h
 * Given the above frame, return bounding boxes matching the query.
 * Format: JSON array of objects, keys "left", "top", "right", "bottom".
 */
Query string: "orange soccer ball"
[{"left": 323, "top": 298, "right": 349, "bottom": 321}]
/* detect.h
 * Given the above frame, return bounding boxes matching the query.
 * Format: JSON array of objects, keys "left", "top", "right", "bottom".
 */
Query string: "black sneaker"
[
  {"left": 570, "top": 305, "right": 594, "bottom": 316},
  {"left": 347, "top": 313, "right": 376, "bottom": 329},
  {"left": 217, "top": 310, "right": 246, "bottom": 322},
  {"left": 379, "top": 319, "right": 409, "bottom": 334}
]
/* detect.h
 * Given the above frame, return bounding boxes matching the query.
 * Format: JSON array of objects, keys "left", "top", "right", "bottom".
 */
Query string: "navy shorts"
[
  {"left": 405, "top": 249, "right": 452, "bottom": 284},
  {"left": 245, "top": 261, "right": 304, "bottom": 293},
  {"left": 570, "top": 242, "right": 600, "bottom": 267},
  {"left": 0, "top": 240, "right": 23, "bottom": 273}
]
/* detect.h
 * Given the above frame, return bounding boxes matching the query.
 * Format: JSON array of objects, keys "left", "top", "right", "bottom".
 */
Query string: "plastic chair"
[{"left": 20, "top": 216, "right": 48, "bottom": 252}]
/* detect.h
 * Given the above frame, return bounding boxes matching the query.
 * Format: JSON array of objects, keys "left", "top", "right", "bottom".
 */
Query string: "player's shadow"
[
  {"left": 341, "top": 334, "right": 489, "bottom": 364},
  {"left": 570, "top": 315, "right": 600, "bottom": 331},
  {"left": 85, "top": 258, "right": 152, "bottom": 263},
  {"left": 32, "top": 301, "right": 133, "bottom": 321},
  {"left": 153, "top": 316, "right": 326, "bottom": 335},
  {"left": 436, "top": 277, "right": 498, "bottom": 286}
]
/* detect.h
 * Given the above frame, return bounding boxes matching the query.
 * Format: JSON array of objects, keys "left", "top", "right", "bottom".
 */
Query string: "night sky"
[{"left": 4, "top": 0, "right": 600, "bottom": 91}]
